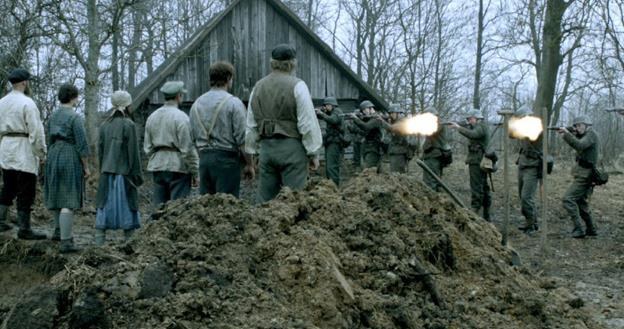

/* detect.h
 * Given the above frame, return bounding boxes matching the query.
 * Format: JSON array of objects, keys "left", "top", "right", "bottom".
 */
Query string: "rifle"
[
  {"left": 547, "top": 126, "right": 575, "bottom": 132},
  {"left": 441, "top": 121, "right": 469, "bottom": 128},
  {"left": 605, "top": 108, "right": 624, "bottom": 112}
]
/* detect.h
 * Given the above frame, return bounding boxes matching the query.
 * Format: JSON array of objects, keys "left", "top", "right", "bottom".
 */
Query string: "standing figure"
[
  {"left": 346, "top": 107, "right": 365, "bottom": 170},
  {"left": 449, "top": 110, "right": 492, "bottom": 220},
  {"left": 144, "top": 81, "right": 199, "bottom": 206},
  {"left": 0, "top": 69, "right": 47, "bottom": 239},
  {"left": 190, "top": 61, "right": 253, "bottom": 197},
  {"left": 44, "top": 84, "right": 90, "bottom": 252},
  {"left": 422, "top": 108, "right": 450, "bottom": 191},
  {"left": 316, "top": 97, "right": 344, "bottom": 185},
  {"left": 513, "top": 107, "right": 542, "bottom": 234},
  {"left": 245, "top": 44, "right": 322, "bottom": 202},
  {"left": 384, "top": 104, "right": 413, "bottom": 173},
  {"left": 95, "top": 91, "right": 143, "bottom": 245},
  {"left": 557, "top": 116, "right": 600, "bottom": 238},
  {"left": 351, "top": 100, "right": 384, "bottom": 171}
]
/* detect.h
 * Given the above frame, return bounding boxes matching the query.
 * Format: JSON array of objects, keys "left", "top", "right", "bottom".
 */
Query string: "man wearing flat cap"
[
  {"left": 144, "top": 81, "right": 199, "bottom": 206},
  {"left": 246, "top": 44, "right": 323, "bottom": 202},
  {"left": 0, "top": 68, "right": 47, "bottom": 239}
]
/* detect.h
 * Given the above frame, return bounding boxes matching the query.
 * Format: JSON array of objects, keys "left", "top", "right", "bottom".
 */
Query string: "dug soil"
[{"left": 0, "top": 170, "right": 606, "bottom": 329}]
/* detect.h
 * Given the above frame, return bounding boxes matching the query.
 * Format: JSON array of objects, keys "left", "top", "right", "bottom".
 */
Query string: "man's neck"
[
  {"left": 212, "top": 86, "right": 228, "bottom": 91},
  {"left": 164, "top": 100, "right": 178, "bottom": 107}
]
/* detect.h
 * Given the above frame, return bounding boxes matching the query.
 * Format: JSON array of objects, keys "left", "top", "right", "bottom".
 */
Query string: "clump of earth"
[{"left": 2, "top": 171, "right": 603, "bottom": 329}]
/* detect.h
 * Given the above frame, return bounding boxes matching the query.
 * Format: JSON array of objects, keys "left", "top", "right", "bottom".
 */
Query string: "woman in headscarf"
[
  {"left": 95, "top": 91, "right": 143, "bottom": 245},
  {"left": 44, "top": 83, "right": 90, "bottom": 253}
]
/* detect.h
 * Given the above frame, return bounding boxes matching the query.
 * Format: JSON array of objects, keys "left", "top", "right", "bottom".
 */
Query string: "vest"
[{"left": 250, "top": 72, "right": 302, "bottom": 139}]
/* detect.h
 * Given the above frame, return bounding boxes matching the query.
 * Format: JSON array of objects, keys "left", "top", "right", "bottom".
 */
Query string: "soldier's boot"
[
  {"left": 0, "top": 205, "right": 12, "bottom": 232},
  {"left": 95, "top": 229, "right": 106, "bottom": 246},
  {"left": 59, "top": 211, "right": 79, "bottom": 253},
  {"left": 582, "top": 216, "right": 597, "bottom": 237},
  {"left": 123, "top": 229, "right": 134, "bottom": 242},
  {"left": 51, "top": 210, "right": 61, "bottom": 241},
  {"left": 482, "top": 207, "right": 491, "bottom": 222},
  {"left": 570, "top": 217, "right": 585, "bottom": 239},
  {"left": 17, "top": 211, "right": 47, "bottom": 240}
]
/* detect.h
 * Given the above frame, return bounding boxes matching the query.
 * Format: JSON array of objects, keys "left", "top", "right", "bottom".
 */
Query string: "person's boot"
[
  {"left": 17, "top": 211, "right": 46, "bottom": 240},
  {"left": 570, "top": 217, "right": 585, "bottom": 239},
  {"left": 0, "top": 205, "right": 12, "bottom": 232},
  {"left": 583, "top": 216, "right": 597, "bottom": 237},
  {"left": 482, "top": 207, "right": 491, "bottom": 222},
  {"left": 51, "top": 210, "right": 61, "bottom": 241},
  {"left": 59, "top": 211, "right": 79, "bottom": 253},
  {"left": 95, "top": 229, "right": 106, "bottom": 246}
]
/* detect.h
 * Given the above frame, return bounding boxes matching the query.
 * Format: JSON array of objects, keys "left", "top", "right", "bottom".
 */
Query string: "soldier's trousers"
[
  {"left": 469, "top": 164, "right": 492, "bottom": 211},
  {"left": 518, "top": 166, "right": 540, "bottom": 225},
  {"left": 562, "top": 174, "right": 593, "bottom": 228},
  {"left": 257, "top": 138, "right": 308, "bottom": 203},
  {"left": 423, "top": 157, "right": 443, "bottom": 191},
  {"left": 325, "top": 143, "right": 343, "bottom": 186},
  {"left": 363, "top": 151, "right": 381, "bottom": 170},
  {"left": 389, "top": 154, "right": 408, "bottom": 173},
  {"left": 352, "top": 142, "right": 362, "bottom": 167}
]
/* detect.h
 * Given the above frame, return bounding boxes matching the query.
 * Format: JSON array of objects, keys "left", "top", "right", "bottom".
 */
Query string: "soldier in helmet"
[
  {"left": 421, "top": 108, "right": 450, "bottom": 191},
  {"left": 449, "top": 109, "right": 492, "bottom": 220},
  {"left": 351, "top": 100, "right": 385, "bottom": 171},
  {"left": 513, "top": 106, "right": 543, "bottom": 234},
  {"left": 556, "top": 115, "right": 599, "bottom": 238},
  {"left": 346, "top": 109, "right": 365, "bottom": 170},
  {"left": 316, "top": 97, "right": 344, "bottom": 185},
  {"left": 384, "top": 104, "right": 414, "bottom": 173}
]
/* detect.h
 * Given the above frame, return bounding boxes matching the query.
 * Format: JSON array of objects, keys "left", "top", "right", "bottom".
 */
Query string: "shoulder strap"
[{"left": 194, "top": 95, "right": 232, "bottom": 143}]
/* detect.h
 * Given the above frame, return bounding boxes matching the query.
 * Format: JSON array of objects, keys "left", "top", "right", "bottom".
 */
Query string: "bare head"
[
  {"left": 58, "top": 83, "right": 80, "bottom": 108},
  {"left": 209, "top": 61, "right": 235, "bottom": 90}
]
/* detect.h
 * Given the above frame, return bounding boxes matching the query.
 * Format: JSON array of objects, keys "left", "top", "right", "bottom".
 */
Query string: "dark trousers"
[
  {"left": 518, "top": 166, "right": 540, "bottom": 225},
  {"left": 468, "top": 164, "right": 492, "bottom": 211},
  {"left": 389, "top": 154, "right": 408, "bottom": 173},
  {"left": 152, "top": 171, "right": 191, "bottom": 205},
  {"left": 0, "top": 169, "right": 37, "bottom": 212},
  {"left": 563, "top": 174, "right": 593, "bottom": 227},
  {"left": 352, "top": 142, "right": 362, "bottom": 167},
  {"left": 199, "top": 149, "right": 242, "bottom": 197},
  {"left": 423, "top": 157, "right": 443, "bottom": 191},
  {"left": 258, "top": 138, "right": 308, "bottom": 203},
  {"left": 324, "top": 142, "right": 342, "bottom": 186}
]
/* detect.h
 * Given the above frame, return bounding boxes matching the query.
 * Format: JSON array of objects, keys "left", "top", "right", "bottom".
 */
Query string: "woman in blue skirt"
[
  {"left": 44, "top": 84, "right": 90, "bottom": 253},
  {"left": 95, "top": 90, "right": 143, "bottom": 245}
]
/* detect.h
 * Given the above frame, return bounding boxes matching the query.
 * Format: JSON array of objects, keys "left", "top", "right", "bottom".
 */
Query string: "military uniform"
[
  {"left": 516, "top": 134, "right": 543, "bottom": 232},
  {"left": 422, "top": 124, "right": 449, "bottom": 191},
  {"left": 353, "top": 116, "right": 384, "bottom": 169},
  {"left": 245, "top": 44, "right": 322, "bottom": 202},
  {"left": 561, "top": 117, "right": 599, "bottom": 238},
  {"left": 457, "top": 116, "right": 491, "bottom": 219},
  {"left": 384, "top": 105, "right": 413, "bottom": 173},
  {"left": 317, "top": 97, "right": 344, "bottom": 186},
  {"left": 347, "top": 119, "right": 365, "bottom": 168}
]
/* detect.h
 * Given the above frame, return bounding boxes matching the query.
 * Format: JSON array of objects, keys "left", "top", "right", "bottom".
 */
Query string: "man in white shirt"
[
  {"left": 245, "top": 44, "right": 322, "bottom": 202},
  {"left": 0, "top": 68, "right": 47, "bottom": 239},
  {"left": 144, "top": 81, "right": 199, "bottom": 206}
]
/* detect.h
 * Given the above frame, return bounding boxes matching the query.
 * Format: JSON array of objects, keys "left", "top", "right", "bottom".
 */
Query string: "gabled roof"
[{"left": 129, "top": 0, "right": 389, "bottom": 112}]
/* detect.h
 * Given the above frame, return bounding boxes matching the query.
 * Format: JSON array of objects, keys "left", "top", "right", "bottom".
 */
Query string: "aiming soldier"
[
  {"left": 351, "top": 100, "right": 384, "bottom": 171},
  {"left": 384, "top": 104, "right": 414, "bottom": 173},
  {"left": 513, "top": 107, "right": 542, "bottom": 234},
  {"left": 245, "top": 44, "right": 322, "bottom": 202},
  {"left": 144, "top": 81, "right": 199, "bottom": 206},
  {"left": 422, "top": 108, "right": 450, "bottom": 191},
  {"left": 449, "top": 109, "right": 492, "bottom": 221},
  {"left": 316, "top": 97, "right": 344, "bottom": 186},
  {"left": 346, "top": 107, "right": 365, "bottom": 170},
  {"left": 0, "top": 69, "right": 47, "bottom": 239},
  {"left": 556, "top": 115, "right": 599, "bottom": 238}
]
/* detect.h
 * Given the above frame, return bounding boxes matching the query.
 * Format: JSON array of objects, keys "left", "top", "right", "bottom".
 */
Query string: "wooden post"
[
  {"left": 498, "top": 110, "right": 513, "bottom": 246},
  {"left": 540, "top": 107, "right": 549, "bottom": 259}
]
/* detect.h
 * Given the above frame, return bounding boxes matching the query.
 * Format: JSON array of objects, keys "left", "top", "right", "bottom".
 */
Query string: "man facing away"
[
  {"left": 245, "top": 44, "right": 322, "bottom": 203},
  {"left": 0, "top": 68, "right": 47, "bottom": 239},
  {"left": 144, "top": 81, "right": 199, "bottom": 206},
  {"left": 190, "top": 61, "right": 254, "bottom": 197}
]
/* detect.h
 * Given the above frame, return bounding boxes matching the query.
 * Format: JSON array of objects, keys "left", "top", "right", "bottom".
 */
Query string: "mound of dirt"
[{"left": 7, "top": 171, "right": 603, "bottom": 328}]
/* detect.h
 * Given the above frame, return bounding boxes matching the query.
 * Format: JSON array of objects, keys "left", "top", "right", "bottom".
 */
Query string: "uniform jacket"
[
  {"left": 457, "top": 121, "right": 489, "bottom": 165},
  {"left": 318, "top": 107, "right": 344, "bottom": 146},
  {"left": 422, "top": 124, "right": 449, "bottom": 160},
  {"left": 353, "top": 116, "right": 384, "bottom": 155},
  {"left": 563, "top": 129, "right": 599, "bottom": 178},
  {"left": 517, "top": 133, "right": 543, "bottom": 168}
]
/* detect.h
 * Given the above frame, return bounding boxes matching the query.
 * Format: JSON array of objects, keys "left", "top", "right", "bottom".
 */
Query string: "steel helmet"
[
  {"left": 514, "top": 105, "right": 533, "bottom": 117},
  {"left": 388, "top": 104, "right": 404, "bottom": 113},
  {"left": 572, "top": 115, "right": 592, "bottom": 126},
  {"left": 359, "top": 100, "right": 375, "bottom": 110},
  {"left": 322, "top": 97, "right": 339, "bottom": 107},
  {"left": 466, "top": 109, "right": 483, "bottom": 120}
]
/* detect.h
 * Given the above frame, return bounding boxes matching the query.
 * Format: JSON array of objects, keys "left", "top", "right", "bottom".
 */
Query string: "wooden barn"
[{"left": 129, "top": 0, "right": 389, "bottom": 117}]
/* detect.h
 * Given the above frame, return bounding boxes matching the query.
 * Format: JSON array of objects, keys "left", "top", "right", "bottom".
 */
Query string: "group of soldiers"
[{"left": 0, "top": 43, "right": 607, "bottom": 254}]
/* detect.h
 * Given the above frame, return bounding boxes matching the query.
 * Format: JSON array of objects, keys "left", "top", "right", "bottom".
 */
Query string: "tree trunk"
[
  {"left": 473, "top": 0, "right": 484, "bottom": 110},
  {"left": 84, "top": 0, "right": 101, "bottom": 156},
  {"left": 533, "top": 0, "right": 569, "bottom": 123}
]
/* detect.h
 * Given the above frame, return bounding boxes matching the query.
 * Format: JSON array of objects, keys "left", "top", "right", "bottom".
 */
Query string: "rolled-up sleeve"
[
  {"left": 294, "top": 81, "right": 322, "bottom": 155},
  {"left": 245, "top": 89, "right": 260, "bottom": 155}
]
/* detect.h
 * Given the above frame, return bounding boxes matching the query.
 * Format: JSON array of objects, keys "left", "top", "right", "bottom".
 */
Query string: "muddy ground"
[{"left": 0, "top": 157, "right": 621, "bottom": 328}]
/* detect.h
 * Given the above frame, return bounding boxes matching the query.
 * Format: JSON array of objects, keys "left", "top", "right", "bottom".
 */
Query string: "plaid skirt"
[
  {"left": 95, "top": 174, "right": 141, "bottom": 230},
  {"left": 44, "top": 142, "right": 84, "bottom": 209}
]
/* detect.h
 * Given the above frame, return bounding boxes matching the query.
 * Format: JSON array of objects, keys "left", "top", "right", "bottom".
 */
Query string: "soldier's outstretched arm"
[
  {"left": 457, "top": 124, "right": 485, "bottom": 139},
  {"left": 562, "top": 131, "right": 596, "bottom": 151}
]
